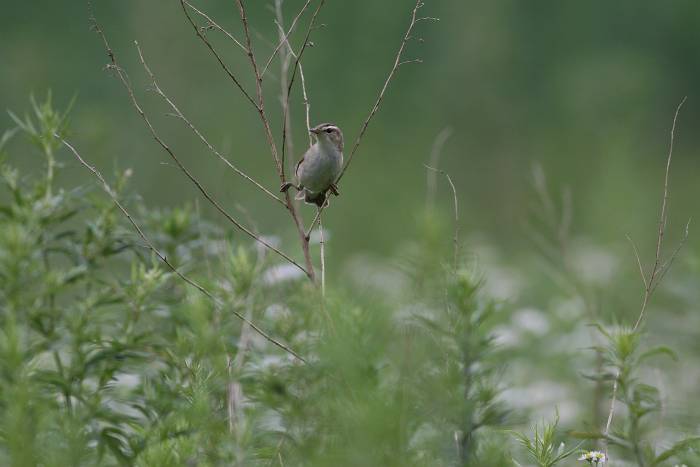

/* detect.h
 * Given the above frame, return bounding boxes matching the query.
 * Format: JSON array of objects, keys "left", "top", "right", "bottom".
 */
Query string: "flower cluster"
[{"left": 578, "top": 451, "right": 607, "bottom": 464}]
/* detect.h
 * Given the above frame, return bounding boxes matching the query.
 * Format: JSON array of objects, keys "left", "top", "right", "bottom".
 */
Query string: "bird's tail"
[{"left": 297, "top": 189, "right": 326, "bottom": 207}]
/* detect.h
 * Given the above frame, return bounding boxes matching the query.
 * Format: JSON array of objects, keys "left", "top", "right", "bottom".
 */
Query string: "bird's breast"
[{"left": 299, "top": 145, "right": 343, "bottom": 192}]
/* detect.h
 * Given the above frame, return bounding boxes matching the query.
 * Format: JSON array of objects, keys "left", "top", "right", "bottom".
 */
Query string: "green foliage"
[
  {"left": 0, "top": 98, "right": 510, "bottom": 465},
  {"left": 512, "top": 412, "right": 581, "bottom": 467}
]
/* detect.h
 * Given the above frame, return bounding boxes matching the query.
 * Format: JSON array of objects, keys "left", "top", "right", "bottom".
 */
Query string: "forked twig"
[
  {"left": 426, "top": 127, "right": 452, "bottom": 207},
  {"left": 633, "top": 96, "right": 687, "bottom": 331},
  {"left": 262, "top": 0, "right": 315, "bottom": 78},
  {"left": 91, "top": 17, "right": 308, "bottom": 277},
  {"left": 179, "top": 0, "right": 258, "bottom": 109},
  {"left": 233, "top": 0, "right": 317, "bottom": 281},
  {"left": 603, "top": 97, "right": 689, "bottom": 458},
  {"left": 57, "top": 135, "right": 305, "bottom": 363},
  {"left": 134, "top": 42, "right": 285, "bottom": 207},
  {"left": 280, "top": 0, "right": 326, "bottom": 170},
  {"left": 182, "top": 0, "right": 248, "bottom": 53},
  {"left": 338, "top": 0, "right": 427, "bottom": 183},
  {"left": 305, "top": 0, "right": 429, "bottom": 234},
  {"left": 424, "top": 164, "right": 459, "bottom": 269}
]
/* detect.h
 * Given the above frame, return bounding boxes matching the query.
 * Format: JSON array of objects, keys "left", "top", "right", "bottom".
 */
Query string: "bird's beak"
[{"left": 309, "top": 126, "right": 322, "bottom": 135}]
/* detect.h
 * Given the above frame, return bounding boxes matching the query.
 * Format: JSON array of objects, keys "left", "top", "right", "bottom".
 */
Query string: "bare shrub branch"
[
  {"left": 91, "top": 17, "right": 308, "bottom": 276},
  {"left": 424, "top": 164, "right": 459, "bottom": 269},
  {"left": 280, "top": 0, "right": 326, "bottom": 170},
  {"left": 632, "top": 96, "right": 688, "bottom": 331},
  {"left": 262, "top": 0, "right": 315, "bottom": 78},
  {"left": 426, "top": 127, "right": 452, "bottom": 208},
  {"left": 134, "top": 42, "right": 285, "bottom": 207},
  {"left": 306, "top": 0, "right": 430, "bottom": 234},
  {"left": 182, "top": 0, "right": 248, "bottom": 53},
  {"left": 603, "top": 96, "right": 689, "bottom": 458},
  {"left": 57, "top": 135, "right": 305, "bottom": 362},
  {"left": 179, "top": 0, "right": 258, "bottom": 109}
]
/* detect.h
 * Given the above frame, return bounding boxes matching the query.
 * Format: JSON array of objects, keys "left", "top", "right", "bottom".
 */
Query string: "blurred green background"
[
  {"left": 2, "top": 0, "right": 698, "bottom": 268},
  {"left": 2, "top": 0, "right": 700, "bottom": 452}
]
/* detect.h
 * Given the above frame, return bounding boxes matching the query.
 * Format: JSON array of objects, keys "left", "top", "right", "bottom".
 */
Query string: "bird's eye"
[{"left": 325, "top": 128, "right": 334, "bottom": 133}]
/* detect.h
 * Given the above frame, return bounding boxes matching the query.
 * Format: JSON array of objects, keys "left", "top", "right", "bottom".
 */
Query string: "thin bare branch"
[
  {"left": 275, "top": 0, "right": 296, "bottom": 173},
  {"left": 91, "top": 18, "right": 308, "bottom": 277},
  {"left": 135, "top": 42, "right": 285, "bottom": 207},
  {"left": 306, "top": 208, "right": 322, "bottom": 240},
  {"left": 274, "top": 10, "right": 313, "bottom": 149},
  {"left": 179, "top": 0, "right": 258, "bottom": 109},
  {"left": 650, "top": 217, "right": 691, "bottom": 295},
  {"left": 603, "top": 97, "right": 689, "bottom": 457},
  {"left": 319, "top": 214, "right": 326, "bottom": 297},
  {"left": 603, "top": 369, "right": 619, "bottom": 458},
  {"left": 236, "top": 0, "right": 285, "bottom": 176},
  {"left": 426, "top": 127, "right": 452, "bottom": 207},
  {"left": 57, "top": 135, "right": 305, "bottom": 362},
  {"left": 234, "top": 0, "right": 316, "bottom": 281},
  {"left": 337, "top": 0, "right": 427, "bottom": 184},
  {"left": 625, "top": 234, "right": 649, "bottom": 290},
  {"left": 633, "top": 96, "right": 687, "bottom": 331},
  {"left": 182, "top": 0, "right": 248, "bottom": 53},
  {"left": 424, "top": 164, "right": 459, "bottom": 269},
  {"left": 262, "top": 0, "right": 314, "bottom": 78},
  {"left": 280, "top": 0, "right": 326, "bottom": 170},
  {"left": 307, "top": 0, "right": 430, "bottom": 228}
]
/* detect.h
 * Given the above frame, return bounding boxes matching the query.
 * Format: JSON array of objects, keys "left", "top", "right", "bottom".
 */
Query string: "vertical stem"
[{"left": 319, "top": 214, "right": 326, "bottom": 297}]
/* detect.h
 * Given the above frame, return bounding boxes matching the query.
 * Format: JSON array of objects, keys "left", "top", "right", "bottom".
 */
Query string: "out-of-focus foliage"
[
  {"left": 2, "top": 0, "right": 700, "bottom": 463},
  {"left": 0, "top": 97, "right": 513, "bottom": 466}
]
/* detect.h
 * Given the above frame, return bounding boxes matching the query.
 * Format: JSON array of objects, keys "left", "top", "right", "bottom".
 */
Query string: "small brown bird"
[{"left": 281, "top": 123, "right": 344, "bottom": 207}]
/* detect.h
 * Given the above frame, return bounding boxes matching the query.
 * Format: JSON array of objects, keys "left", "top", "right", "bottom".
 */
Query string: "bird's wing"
[
  {"left": 295, "top": 144, "right": 316, "bottom": 181},
  {"left": 294, "top": 156, "right": 304, "bottom": 179}
]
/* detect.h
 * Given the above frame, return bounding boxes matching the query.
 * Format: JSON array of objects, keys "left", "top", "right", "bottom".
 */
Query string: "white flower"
[{"left": 578, "top": 450, "right": 607, "bottom": 464}]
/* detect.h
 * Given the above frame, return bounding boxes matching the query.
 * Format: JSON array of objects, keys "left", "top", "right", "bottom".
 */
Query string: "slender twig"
[
  {"left": 602, "top": 97, "right": 689, "bottom": 458},
  {"left": 236, "top": 0, "right": 284, "bottom": 176},
  {"left": 182, "top": 0, "right": 248, "bottom": 52},
  {"left": 633, "top": 96, "right": 687, "bottom": 331},
  {"left": 262, "top": 0, "right": 314, "bottom": 78},
  {"left": 338, "top": 0, "right": 426, "bottom": 184},
  {"left": 57, "top": 135, "right": 305, "bottom": 362},
  {"left": 602, "top": 372, "right": 619, "bottom": 457},
  {"left": 424, "top": 164, "right": 459, "bottom": 269},
  {"left": 306, "top": 0, "right": 428, "bottom": 232},
  {"left": 234, "top": 0, "right": 316, "bottom": 281},
  {"left": 135, "top": 42, "right": 285, "bottom": 207},
  {"left": 319, "top": 214, "right": 326, "bottom": 296},
  {"left": 626, "top": 235, "right": 648, "bottom": 290},
  {"left": 280, "top": 0, "right": 325, "bottom": 171},
  {"left": 91, "top": 18, "right": 308, "bottom": 276},
  {"left": 274, "top": 6, "right": 313, "bottom": 148},
  {"left": 426, "top": 127, "right": 452, "bottom": 208},
  {"left": 275, "top": 0, "right": 297, "bottom": 174},
  {"left": 179, "top": 0, "right": 258, "bottom": 109}
]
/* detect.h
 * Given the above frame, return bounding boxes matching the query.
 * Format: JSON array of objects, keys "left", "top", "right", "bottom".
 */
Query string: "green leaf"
[
  {"left": 653, "top": 436, "right": 700, "bottom": 465},
  {"left": 638, "top": 345, "right": 678, "bottom": 364}
]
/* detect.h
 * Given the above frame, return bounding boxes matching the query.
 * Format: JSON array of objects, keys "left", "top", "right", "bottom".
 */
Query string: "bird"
[{"left": 280, "top": 123, "right": 343, "bottom": 207}]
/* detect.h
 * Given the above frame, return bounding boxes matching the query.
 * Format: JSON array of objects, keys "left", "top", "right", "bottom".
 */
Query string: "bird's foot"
[
  {"left": 329, "top": 183, "right": 340, "bottom": 197},
  {"left": 280, "top": 182, "right": 298, "bottom": 193}
]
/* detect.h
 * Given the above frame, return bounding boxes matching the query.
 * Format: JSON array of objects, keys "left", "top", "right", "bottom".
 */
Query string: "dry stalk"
[
  {"left": 90, "top": 18, "right": 307, "bottom": 276},
  {"left": 426, "top": 127, "right": 452, "bottom": 208},
  {"left": 179, "top": 0, "right": 258, "bottom": 109},
  {"left": 134, "top": 42, "right": 285, "bottom": 207},
  {"left": 306, "top": 0, "right": 432, "bottom": 235},
  {"left": 57, "top": 135, "right": 304, "bottom": 362},
  {"left": 262, "top": 0, "right": 314, "bottom": 78},
  {"left": 181, "top": 0, "right": 247, "bottom": 52},
  {"left": 602, "top": 97, "right": 689, "bottom": 457},
  {"left": 424, "top": 164, "right": 459, "bottom": 270}
]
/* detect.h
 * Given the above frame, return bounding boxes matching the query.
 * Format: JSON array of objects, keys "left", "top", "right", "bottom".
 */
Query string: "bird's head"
[{"left": 310, "top": 123, "right": 343, "bottom": 151}]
